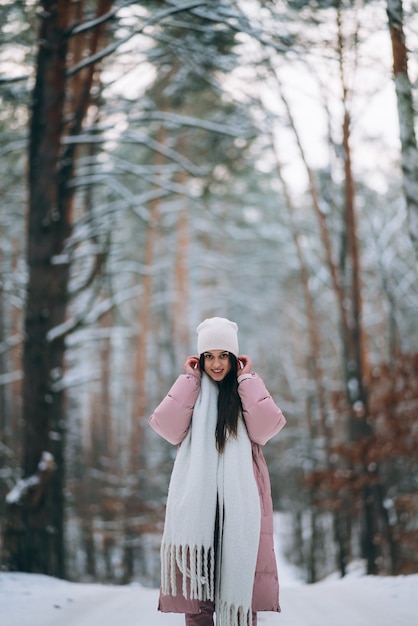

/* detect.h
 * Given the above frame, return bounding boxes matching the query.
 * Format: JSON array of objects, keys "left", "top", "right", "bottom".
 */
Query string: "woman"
[{"left": 149, "top": 317, "right": 286, "bottom": 626}]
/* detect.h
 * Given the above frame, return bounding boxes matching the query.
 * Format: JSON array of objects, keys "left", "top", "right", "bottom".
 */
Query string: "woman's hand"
[
  {"left": 237, "top": 354, "right": 253, "bottom": 376},
  {"left": 184, "top": 355, "right": 201, "bottom": 377}
]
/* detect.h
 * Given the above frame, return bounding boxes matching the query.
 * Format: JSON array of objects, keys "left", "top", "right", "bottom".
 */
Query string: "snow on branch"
[
  {"left": 67, "top": 1, "right": 208, "bottom": 77},
  {"left": 68, "top": 4, "right": 121, "bottom": 37},
  {"left": 6, "top": 452, "right": 56, "bottom": 508},
  {"left": 0, "top": 441, "right": 14, "bottom": 460},
  {"left": 181, "top": 0, "right": 293, "bottom": 54},
  {"left": 123, "top": 132, "right": 205, "bottom": 176},
  {"left": 83, "top": 284, "right": 143, "bottom": 326},
  {"left": 0, "top": 138, "right": 28, "bottom": 158},
  {"left": 0, "top": 75, "right": 30, "bottom": 85},
  {"left": 132, "top": 111, "right": 256, "bottom": 138},
  {"left": 64, "top": 131, "right": 205, "bottom": 176},
  {"left": 0, "top": 370, "right": 23, "bottom": 387},
  {"left": 0, "top": 334, "right": 23, "bottom": 355},
  {"left": 46, "top": 285, "right": 142, "bottom": 343}
]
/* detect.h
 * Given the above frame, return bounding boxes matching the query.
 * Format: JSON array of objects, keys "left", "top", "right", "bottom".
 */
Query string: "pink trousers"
[{"left": 185, "top": 601, "right": 257, "bottom": 626}]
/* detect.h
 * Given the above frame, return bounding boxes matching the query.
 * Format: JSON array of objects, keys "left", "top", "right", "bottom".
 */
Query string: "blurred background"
[{"left": 0, "top": 0, "right": 417, "bottom": 588}]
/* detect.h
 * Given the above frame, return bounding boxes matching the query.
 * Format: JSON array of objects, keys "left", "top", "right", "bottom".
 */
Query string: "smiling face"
[{"left": 202, "top": 350, "right": 232, "bottom": 382}]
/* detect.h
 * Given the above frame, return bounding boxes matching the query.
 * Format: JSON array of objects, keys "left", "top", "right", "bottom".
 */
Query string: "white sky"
[{"left": 217, "top": 0, "right": 417, "bottom": 197}]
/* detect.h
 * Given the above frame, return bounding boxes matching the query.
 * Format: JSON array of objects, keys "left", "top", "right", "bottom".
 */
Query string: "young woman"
[{"left": 149, "top": 317, "right": 286, "bottom": 626}]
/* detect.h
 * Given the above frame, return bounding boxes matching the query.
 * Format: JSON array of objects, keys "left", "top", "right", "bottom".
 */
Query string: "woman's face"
[{"left": 202, "top": 350, "right": 232, "bottom": 382}]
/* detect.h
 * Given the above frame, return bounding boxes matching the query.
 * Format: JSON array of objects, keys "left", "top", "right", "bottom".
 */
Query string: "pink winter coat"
[{"left": 149, "top": 372, "right": 286, "bottom": 614}]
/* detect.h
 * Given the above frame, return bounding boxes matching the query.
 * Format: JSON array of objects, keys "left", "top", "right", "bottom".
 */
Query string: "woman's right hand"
[{"left": 184, "top": 355, "right": 201, "bottom": 377}]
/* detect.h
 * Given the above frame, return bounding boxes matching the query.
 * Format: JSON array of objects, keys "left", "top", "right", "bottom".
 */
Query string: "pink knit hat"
[{"left": 196, "top": 317, "right": 239, "bottom": 357}]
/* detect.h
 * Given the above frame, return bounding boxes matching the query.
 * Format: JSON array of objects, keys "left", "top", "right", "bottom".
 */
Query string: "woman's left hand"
[{"left": 237, "top": 354, "right": 253, "bottom": 376}]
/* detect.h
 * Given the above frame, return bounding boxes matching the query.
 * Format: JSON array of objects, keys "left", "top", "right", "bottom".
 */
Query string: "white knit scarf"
[{"left": 161, "top": 373, "right": 261, "bottom": 626}]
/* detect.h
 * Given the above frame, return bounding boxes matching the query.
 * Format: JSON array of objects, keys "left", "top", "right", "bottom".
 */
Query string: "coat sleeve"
[
  {"left": 238, "top": 373, "right": 286, "bottom": 446},
  {"left": 148, "top": 374, "right": 201, "bottom": 445}
]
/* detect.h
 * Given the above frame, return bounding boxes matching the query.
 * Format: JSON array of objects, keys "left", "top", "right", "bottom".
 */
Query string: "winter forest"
[{"left": 0, "top": 0, "right": 417, "bottom": 592}]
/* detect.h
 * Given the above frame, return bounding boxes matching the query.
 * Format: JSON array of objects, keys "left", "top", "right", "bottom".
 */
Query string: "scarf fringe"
[
  {"left": 216, "top": 600, "right": 252, "bottom": 626},
  {"left": 161, "top": 542, "right": 215, "bottom": 602}
]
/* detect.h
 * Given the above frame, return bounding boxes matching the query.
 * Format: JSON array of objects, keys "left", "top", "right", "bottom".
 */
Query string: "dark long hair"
[{"left": 199, "top": 353, "right": 242, "bottom": 453}]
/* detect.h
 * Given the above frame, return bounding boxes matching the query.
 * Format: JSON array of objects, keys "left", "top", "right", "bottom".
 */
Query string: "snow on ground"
[
  {"left": 1, "top": 570, "right": 417, "bottom": 626},
  {"left": 1, "top": 513, "right": 417, "bottom": 625}
]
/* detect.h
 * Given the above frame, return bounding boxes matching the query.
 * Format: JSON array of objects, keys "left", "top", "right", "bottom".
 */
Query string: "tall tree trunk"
[
  {"left": 5, "top": 0, "right": 112, "bottom": 577},
  {"left": 172, "top": 178, "right": 190, "bottom": 368},
  {"left": 340, "top": 106, "right": 369, "bottom": 435},
  {"left": 341, "top": 107, "right": 377, "bottom": 575},
  {"left": 273, "top": 136, "right": 340, "bottom": 580},
  {"left": 272, "top": 75, "right": 355, "bottom": 577},
  {"left": 130, "top": 128, "right": 166, "bottom": 471},
  {"left": 337, "top": 8, "right": 384, "bottom": 575},
  {"left": 123, "top": 127, "right": 166, "bottom": 582},
  {"left": 18, "top": 2, "right": 72, "bottom": 577},
  {"left": 387, "top": 0, "right": 418, "bottom": 257},
  {"left": 274, "top": 155, "right": 329, "bottom": 442},
  {"left": 0, "top": 239, "right": 6, "bottom": 433},
  {"left": 271, "top": 5, "right": 387, "bottom": 569}
]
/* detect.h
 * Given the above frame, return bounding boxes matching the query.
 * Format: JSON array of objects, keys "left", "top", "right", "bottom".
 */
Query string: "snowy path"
[{"left": 1, "top": 572, "right": 417, "bottom": 626}]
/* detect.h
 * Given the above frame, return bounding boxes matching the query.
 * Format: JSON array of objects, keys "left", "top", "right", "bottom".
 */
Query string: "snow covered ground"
[
  {"left": 1, "top": 514, "right": 417, "bottom": 626},
  {"left": 1, "top": 569, "right": 417, "bottom": 626}
]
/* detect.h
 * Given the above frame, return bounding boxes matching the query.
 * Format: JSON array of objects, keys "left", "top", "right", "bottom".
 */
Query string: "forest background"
[{"left": 0, "top": 0, "right": 417, "bottom": 589}]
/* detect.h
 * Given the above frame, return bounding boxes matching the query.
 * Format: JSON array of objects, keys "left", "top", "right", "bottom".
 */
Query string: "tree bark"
[
  {"left": 172, "top": 175, "right": 190, "bottom": 368},
  {"left": 17, "top": 1, "right": 72, "bottom": 577},
  {"left": 5, "top": 0, "right": 112, "bottom": 578},
  {"left": 387, "top": 0, "right": 418, "bottom": 257}
]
